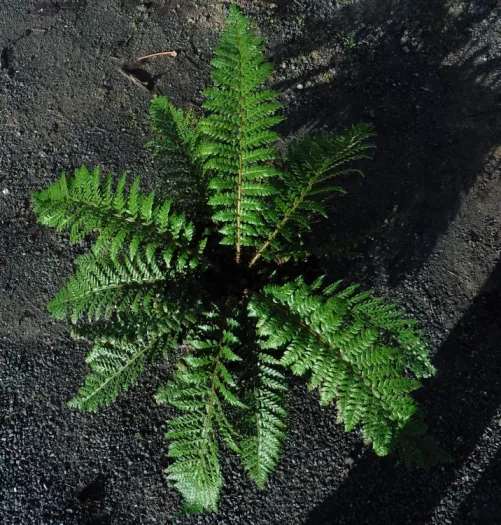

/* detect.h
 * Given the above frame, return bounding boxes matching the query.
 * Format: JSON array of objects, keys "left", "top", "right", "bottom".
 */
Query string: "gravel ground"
[{"left": 1, "top": 0, "right": 500, "bottom": 524}]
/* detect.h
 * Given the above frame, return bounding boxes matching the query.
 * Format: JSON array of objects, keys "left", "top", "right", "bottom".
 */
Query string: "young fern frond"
[
  {"left": 249, "top": 124, "right": 376, "bottom": 267},
  {"left": 198, "top": 4, "right": 282, "bottom": 263},
  {"left": 149, "top": 96, "right": 206, "bottom": 211},
  {"left": 32, "top": 166, "right": 206, "bottom": 265},
  {"left": 155, "top": 307, "right": 246, "bottom": 513},
  {"left": 239, "top": 349, "right": 287, "bottom": 489},
  {"left": 248, "top": 276, "right": 435, "bottom": 456}
]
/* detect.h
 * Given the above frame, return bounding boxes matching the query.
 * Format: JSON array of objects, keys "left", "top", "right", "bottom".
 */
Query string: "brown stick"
[{"left": 135, "top": 50, "right": 177, "bottom": 62}]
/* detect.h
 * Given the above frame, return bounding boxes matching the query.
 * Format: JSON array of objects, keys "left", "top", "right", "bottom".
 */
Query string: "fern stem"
[
  {"left": 235, "top": 27, "right": 245, "bottom": 265},
  {"left": 249, "top": 177, "right": 318, "bottom": 268}
]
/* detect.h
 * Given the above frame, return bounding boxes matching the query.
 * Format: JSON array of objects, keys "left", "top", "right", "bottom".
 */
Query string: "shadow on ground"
[
  {"left": 263, "top": 0, "right": 501, "bottom": 284},
  {"left": 304, "top": 258, "right": 501, "bottom": 524},
  {"left": 248, "top": 1, "right": 501, "bottom": 522}
]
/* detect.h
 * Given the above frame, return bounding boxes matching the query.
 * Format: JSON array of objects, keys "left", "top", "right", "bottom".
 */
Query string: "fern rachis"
[{"left": 32, "top": 4, "right": 444, "bottom": 515}]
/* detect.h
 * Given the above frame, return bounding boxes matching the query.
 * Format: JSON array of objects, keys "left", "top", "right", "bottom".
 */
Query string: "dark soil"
[{"left": 1, "top": 0, "right": 500, "bottom": 524}]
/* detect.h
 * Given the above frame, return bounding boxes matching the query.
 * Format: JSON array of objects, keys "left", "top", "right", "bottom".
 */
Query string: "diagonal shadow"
[
  {"left": 452, "top": 446, "right": 501, "bottom": 525},
  {"left": 260, "top": 0, "right": 501, "bottom": 284},
  {"left": 304, "top": 258, "right": 501, "bottom": 524}
]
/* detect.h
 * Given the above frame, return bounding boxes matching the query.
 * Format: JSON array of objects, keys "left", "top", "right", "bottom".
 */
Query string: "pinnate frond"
[
  {"left": 32, "top": 166, "right": 206, "bottom": 265},
  {"left": 248, "top": 276, "right": 435, "bottom": 456},
  {"left": 69, "top": 332, "right": 168, "bottom": 412},
  {"left": 155, "top": 307, "right": 246, "bottom": 513},
  {"left": 198, "top": 4, "right": 282, "bottom": 262},
  {"left": 48, "top": 246, "right": 170, "bottom": 324},
  {"left": 149, "top": 96, "right": 206, "bottom": 210},
  {"left": 249, "top": 124, "right": 375, "bottom": 266},
  {"left": 238, "top": 349, "right": 287, "bottom": 489},
  {"left": 67, "top": 269, "right": 204, "bottom": 413}
]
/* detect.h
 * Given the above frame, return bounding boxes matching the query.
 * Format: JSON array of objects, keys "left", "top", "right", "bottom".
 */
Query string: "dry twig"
[{"left": 135, "top": 50, "right": 177, "bottom": 62}]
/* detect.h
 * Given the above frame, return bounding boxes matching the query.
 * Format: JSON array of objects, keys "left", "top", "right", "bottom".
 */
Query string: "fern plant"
[{"left": 32, "top": 5, "right": 441, "bottom": 514}]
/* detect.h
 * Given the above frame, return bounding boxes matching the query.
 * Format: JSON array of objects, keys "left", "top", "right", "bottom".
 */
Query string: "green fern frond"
[
  {"left": 249, "top": 124, "right": 375, "bottom": 267},
  {"left": 32, "top": 166, "right": 206, "bottom": 266},
  {"left": 155, "top": 306, "right": 246, "bottom": 513},
  {"left": 198, "top": 4, "right": 282, "bottom": 263},
  {"left": 70, "top": 280, "right": 202, "bottom": 348},
  {"left": 287, "top": 123, "right": 376, "bottom": 184},
  {"left": 69, "top": 333, "right": 167, "bottom": 412},
  {"left": 149, "top": 96, "right": 206, "bottom": 211},
  {"left": 248, "top": 276, "right": 435, "bottom": 456},
  {"left": 68, "top": 285, "right": 204, "bottom": 412},
  {"left": 48, "top": 246, "right": 170, "bottom": 323},
  {"left": 239, "top": 349, "right": 287, "bottom": 489}
]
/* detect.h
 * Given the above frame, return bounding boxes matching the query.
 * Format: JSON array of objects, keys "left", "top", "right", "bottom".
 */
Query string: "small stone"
[
  {"left": 344, "top": 457, "right": 355, "bottom": 467},
  {"left": 296, "top": 83, "right": 304, "bottom": 90},
  {"left": 2, "top": 188, "right": 10, "bottom": 195},
  {"left": 402, "top": 46, "right": 410, "bottom": 53}
]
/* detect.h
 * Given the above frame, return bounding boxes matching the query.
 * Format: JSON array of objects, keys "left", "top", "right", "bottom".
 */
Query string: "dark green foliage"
[
  {"left": 250, "top": 124, "right": 376, "bottom": 265},
  {"left": 32, "top": 165, "right": 205, "bottom": 266},
  {"left": 149, "top": 96, "right": 205, "bottom": 211},
  {"left": 69, "top": 333, "right": 165, "bottom": 411},
  {"left": 32, "top": 4, "right": 443, "bottom": 515},
  {"left": 239, "top": 348, "right": 287, "bottom": 488}
]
